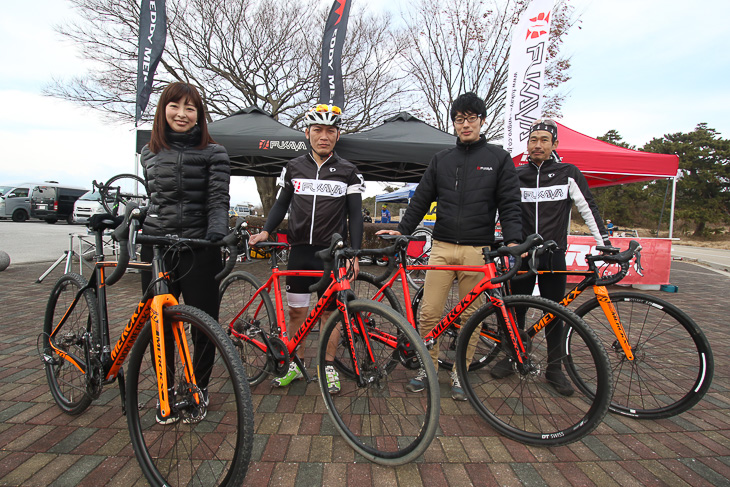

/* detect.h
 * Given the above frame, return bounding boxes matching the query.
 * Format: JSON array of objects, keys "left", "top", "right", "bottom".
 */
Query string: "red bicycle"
[
  {"left": 349, "top": 234, "right": 613, "bottom": 446},
  {"left": 217, "top": 234, "right": 440, "bottom": 465}
]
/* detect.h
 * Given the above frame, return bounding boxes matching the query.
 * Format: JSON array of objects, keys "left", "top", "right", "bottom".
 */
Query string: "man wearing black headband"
[{"left": 491, "top": 119, "right": 611, "bottom": 396}]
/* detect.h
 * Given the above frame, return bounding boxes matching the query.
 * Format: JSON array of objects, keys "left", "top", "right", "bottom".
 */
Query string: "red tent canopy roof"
[{"left": 512, "top": 122, "right": 679, "bottom": 188}]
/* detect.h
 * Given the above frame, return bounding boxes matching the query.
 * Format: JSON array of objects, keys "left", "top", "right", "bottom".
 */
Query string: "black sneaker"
[
  {"left": 450, "top": 371, "right": 467, "bottom": 401},
  {"left": 490, "top": 357, "right": 514, "bottom": 379},
  {"left": 546, "top": 368, "right": 574, "bottom": 396},
  {"left": 405, "top": 368, "right": 427, "bottom": 393}
]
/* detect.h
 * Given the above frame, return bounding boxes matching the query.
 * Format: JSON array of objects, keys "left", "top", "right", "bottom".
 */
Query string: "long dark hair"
[{"left": 148, "top": 82, "right": 215, "bottom": 153}]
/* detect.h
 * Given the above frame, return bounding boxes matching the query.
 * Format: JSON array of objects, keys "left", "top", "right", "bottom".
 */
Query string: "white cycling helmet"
[{"left": 304, "top": 104, "right": 342, "bottom": 127}]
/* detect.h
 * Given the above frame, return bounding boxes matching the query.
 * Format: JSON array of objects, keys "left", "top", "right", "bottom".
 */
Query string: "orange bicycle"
[
  {"left": 39, "top": 196, "right": 254, "bottom": 487},
  {"left": 218, "top": 234, "right": 439, "bottom": 465},
  {"left": 511, "top": 240, "right": 714, "bottom": 419}
]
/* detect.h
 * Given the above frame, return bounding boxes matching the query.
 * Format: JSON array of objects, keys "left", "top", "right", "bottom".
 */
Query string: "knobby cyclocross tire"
[
  {"left": 573, "top": 291, "right": 714, "bottom": 419},
  {"left": 125, "top": 305, "right": 254, "bottom": 487},
  {"left": 335, "top": 273, "right": 404, "bottom": 378},
  {"left": 411, "top": 282, "right": 494, "bottom": 372},
  {"left": 318, "top": 299, "right": 440, "bottom": 465},
  {"left": 456, "top": 295, "right": 612, "bottom": 446},
  {"left": 42, "top": 272, "right": 99, "bottom": 415},
  {"left": 218, "top": 271, "right": 276, "bottom": 385}
]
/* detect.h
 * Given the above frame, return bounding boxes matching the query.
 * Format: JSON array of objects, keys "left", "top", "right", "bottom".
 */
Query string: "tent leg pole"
[{"left": 669, "top": 175, "right": 677, "bottom": 239}]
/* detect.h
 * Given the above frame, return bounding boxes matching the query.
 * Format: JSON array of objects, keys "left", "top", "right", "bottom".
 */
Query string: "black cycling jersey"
[
  {"left": 516, "top": 153, "right": 610, "bottom": 250},
  {"left": 264, "top": 152, "right": 365, "bottom": 248}
]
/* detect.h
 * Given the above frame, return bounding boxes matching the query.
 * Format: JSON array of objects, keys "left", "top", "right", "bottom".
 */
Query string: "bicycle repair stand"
[{"left": 36, "top": 232, "right": 116, "bottom": 283}]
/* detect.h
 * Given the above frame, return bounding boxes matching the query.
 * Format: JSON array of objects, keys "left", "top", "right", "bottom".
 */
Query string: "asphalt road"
[
  {"left": 671, "top": 244, "right": 730, "bottom": 273},
  {"left": 0, "top": 220, "right": 86, "bottom": 266}
]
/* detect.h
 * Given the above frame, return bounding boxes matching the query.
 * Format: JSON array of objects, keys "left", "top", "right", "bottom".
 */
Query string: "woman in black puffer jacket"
[{"left": 140, "top": 82, "right": 231, "bottom": 423}]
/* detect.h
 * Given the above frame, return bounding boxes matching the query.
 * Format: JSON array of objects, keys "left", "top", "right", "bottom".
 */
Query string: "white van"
[
  {"left": 234, "top": 204, "right": 252, "bottom": 217},
  {"left": 73, "top": 190, "right": 107, "bottom": 224}
]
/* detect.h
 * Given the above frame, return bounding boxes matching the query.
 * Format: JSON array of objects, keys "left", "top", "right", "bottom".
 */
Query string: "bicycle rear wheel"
[
  {"left": 456, "top": 295, "right": 612, "bottom": 446},
  {"left": 42, "top": 273, "right": 98, "bottom": 415},
  {"left": 318, "top": 299, "right": 440, "bottom": 465},
  {"left": 101, "top": 173, "right": 149, "bottom": 217},
  {"left": 218, "top": 271, "right": 276, "bottom": 385},
  {"left": 573, "top": 291, "right": 713, "bottom": 419},
  {"left": 126, "top": 304, "right": 254, "bottom": 487}
]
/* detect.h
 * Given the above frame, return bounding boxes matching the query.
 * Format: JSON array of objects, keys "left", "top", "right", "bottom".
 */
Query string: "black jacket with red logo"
[
  {"left": 398, "top": 135, "right": 522, "bottom": 246},
  {"left": 517, "top": 153, "right": 610, "bottom": 250},
  {"left": 264, "top": 152, "right": 365, "bottom": 248}
]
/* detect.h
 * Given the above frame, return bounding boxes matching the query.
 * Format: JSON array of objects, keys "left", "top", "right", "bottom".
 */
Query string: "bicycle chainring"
[
  {"left": 395, "top": 334, "right": 422, "bottom": 370},
  {"left": 267, "top": 337, "right": 290, "bottom": 377}
]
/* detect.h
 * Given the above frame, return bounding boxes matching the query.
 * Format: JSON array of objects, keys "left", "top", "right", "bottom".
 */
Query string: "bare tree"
[
  {"left": 47, "top": 0, "right": 408, "bottom": 211},
  {"left": 399, "top": 0, "right": 576, "bottom": 140}
]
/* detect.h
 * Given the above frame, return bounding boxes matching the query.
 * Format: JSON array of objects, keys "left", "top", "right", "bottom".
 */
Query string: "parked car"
[
  {"left": 0, "top": 184, "right": 33, "bottom": 222},
  {"left": 73, "top": 190, "right": 110, "bottom": 224},
  {"left": 30, "top": 183, "right": 87, "bottom": 224}
]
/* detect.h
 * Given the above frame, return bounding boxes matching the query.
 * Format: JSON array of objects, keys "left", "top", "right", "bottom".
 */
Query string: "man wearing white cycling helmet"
[{"left": 250, "top": 104, "right": 365, "bottom": 394}]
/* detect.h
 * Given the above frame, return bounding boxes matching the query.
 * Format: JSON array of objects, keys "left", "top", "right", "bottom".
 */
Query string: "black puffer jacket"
[
  {"left": 141, "top": 126, "right": 231, "bottom": 238},
  {"left": 398, "top": 135, "right": 522, "bottom": 246}
]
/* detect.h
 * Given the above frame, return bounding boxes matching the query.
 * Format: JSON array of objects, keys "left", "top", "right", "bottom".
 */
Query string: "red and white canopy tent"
[
  {"left": 512, "top": 122, "right": 679, "bottom": 188},
  {"left": 512, "top": 122, "right": 680, "bottom": 286},
  {"left": 512, "top": 121, "right": 680, "bottom": 232}
]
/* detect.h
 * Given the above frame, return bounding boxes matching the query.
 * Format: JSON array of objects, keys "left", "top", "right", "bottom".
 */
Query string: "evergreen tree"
[{"left": 643, "top": 124, "right": 730, "bottom": 237}]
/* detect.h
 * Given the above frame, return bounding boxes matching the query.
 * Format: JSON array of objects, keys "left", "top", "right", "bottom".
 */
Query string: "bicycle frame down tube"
[
  {"left": 593, "top": 285, "right": 635, "bottom": 360},
  {"left": 106, "top": 298, "right": 152, "bottom": 381},
  {"left": 418, "top": 264, "right": 497, "bottom": 342},
  {"left": 289, "top": 269, "right": 346, "bottom": 354}
]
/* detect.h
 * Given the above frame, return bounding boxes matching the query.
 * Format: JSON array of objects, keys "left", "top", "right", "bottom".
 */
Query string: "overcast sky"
[{"left": 1, "top": 0, "right": 728, "bottom": 206}]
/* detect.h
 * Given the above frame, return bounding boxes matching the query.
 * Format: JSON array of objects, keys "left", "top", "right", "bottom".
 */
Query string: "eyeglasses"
[
  {"left": 313, "top": 104, "right": 342, "bottom": 114},
  {"left": 531, "top": 118, "right": 557, "bottom": 127},
  {"left": 453, "top": 115, "right": 481, "bottom": 125}
]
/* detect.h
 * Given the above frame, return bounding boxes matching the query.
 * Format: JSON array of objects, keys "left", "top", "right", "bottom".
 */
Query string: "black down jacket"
[
  {"left": 398, "top": 135, "right": 522, "bottom": 246},
  {"left": 141, "top": 126, "right": 231, "bottom": 239}
]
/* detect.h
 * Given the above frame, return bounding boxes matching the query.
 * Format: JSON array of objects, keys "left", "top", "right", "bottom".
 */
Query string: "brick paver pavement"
[{"left": 1, "top": 259, "right": 728, "bottom": 486}]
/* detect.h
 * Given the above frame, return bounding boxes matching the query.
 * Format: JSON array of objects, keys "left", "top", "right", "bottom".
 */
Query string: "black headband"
[{"left": 530, "top": 121, "right": 558, "bottom": 141}]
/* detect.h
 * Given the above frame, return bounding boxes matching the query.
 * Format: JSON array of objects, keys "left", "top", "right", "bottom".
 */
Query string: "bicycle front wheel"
[
  {"left": 42, "top": 273, "right": 99, "bottom": 415},
  {"left": 574, "top": 291, "right": 714, "bottom": 419},
  {"left": 456, "top": 295, "right": 612, "bottom": 446},
  {"left": 126, "top": 305, "right": 254, "bottom": 487},
  {"left": 219, "top": 271, "right": 276, "bottom": 385},
  {"left": 318, "top": 299, "right": 440, "bottom": 465}
]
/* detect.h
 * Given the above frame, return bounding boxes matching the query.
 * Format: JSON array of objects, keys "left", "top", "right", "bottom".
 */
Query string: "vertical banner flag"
[
  {"left": 319, "top": 0, "right": 352, "bottom": 108},
  {"left": 504, "top": 0, "right": 554, "bottom": 157},
  {"left": 136, "top": 0, "right": 167, "bottom": 124}
]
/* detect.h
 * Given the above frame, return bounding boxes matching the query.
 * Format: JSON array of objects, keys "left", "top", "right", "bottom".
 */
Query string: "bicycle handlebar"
[
  {"left": 589, "top": 239, "right": 643, "bottom": 286},
  {"left": 106, "top": 203, "right": 242, "bottom": 287},
  {"left": 485, "top": 234, "right": 544, "bottom": 284},
  {"left": 308, "top": 234, "right": 407, "bottom": 293}
]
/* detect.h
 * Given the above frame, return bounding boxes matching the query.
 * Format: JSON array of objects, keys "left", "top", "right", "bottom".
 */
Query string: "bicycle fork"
[
  {"left": 150, "top": 295, "right": 203, "bottom": 421},
  {"left": 593, "top": 286, "right": 635, "bottom": 361}
]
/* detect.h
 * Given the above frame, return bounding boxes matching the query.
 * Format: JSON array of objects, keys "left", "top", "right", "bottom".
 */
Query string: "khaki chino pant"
[{"left": 419, "top": 240, "right": 486, "bottom": 372}]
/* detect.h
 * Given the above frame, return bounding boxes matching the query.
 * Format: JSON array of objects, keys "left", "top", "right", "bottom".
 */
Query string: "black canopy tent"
[
  {"left": 135, "top": 109, "right": 455, "bottom": 181},
  {"left": 135, "top": 106, "right": 310, "bottom": 177},
  {"left": 337, "top": 113, "right": 455, "bottom": 182}
]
